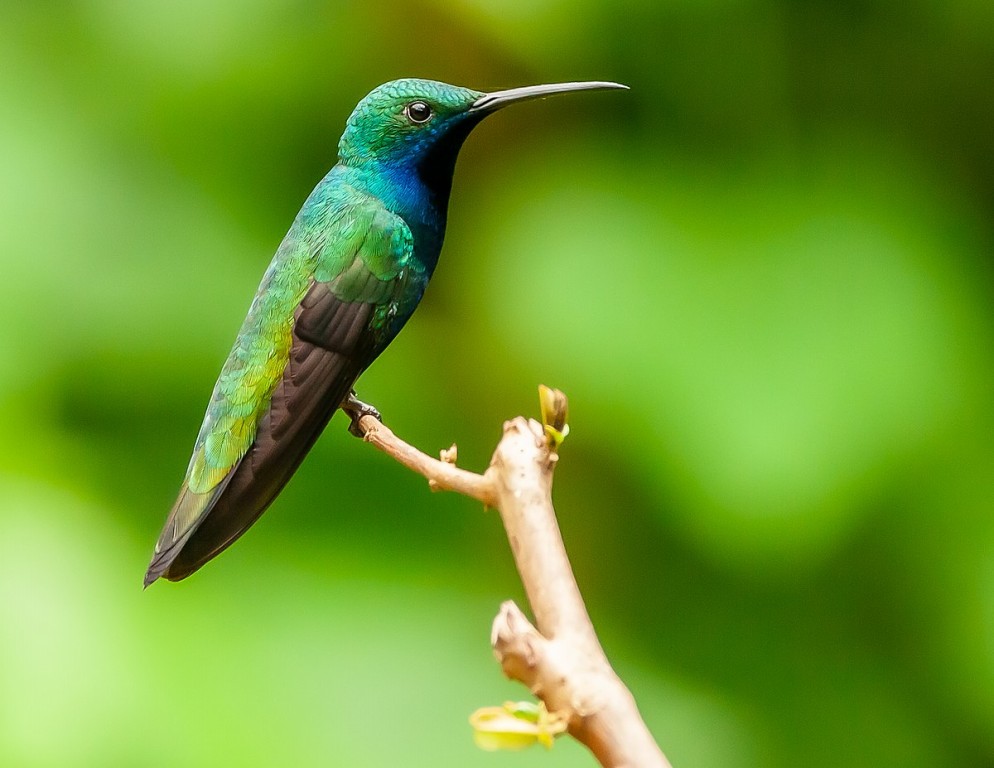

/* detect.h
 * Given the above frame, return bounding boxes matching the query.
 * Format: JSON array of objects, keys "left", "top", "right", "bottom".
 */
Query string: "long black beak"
[{"left": 470, "top": 81, "right": 629, "bottom": 113}]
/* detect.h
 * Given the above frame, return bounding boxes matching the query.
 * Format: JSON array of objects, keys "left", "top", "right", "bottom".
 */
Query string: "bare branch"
[
  {"left": 356, "top": 400, "right": 670, "bottom": 768},
  {"left": 358, "top": 415, "right": 495, "bottom": 505}
]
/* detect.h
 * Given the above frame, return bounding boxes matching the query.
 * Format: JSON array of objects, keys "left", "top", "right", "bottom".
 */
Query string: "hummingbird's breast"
[
  {"left": 372, "top": 165, "right": 448, "bottom": 272},
  {"left": 331, "top": 160, "right": 448, "bottom": 281}
]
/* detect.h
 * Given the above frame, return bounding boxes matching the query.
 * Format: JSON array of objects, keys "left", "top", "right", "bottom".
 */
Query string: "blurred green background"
[{"left": 2, "top": 1, "right": 994, "bottom": 766}]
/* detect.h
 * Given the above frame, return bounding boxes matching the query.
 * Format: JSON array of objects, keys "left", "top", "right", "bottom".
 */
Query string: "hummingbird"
[{"left": 144, "top": 77, "right": 627, "bottom": 586}]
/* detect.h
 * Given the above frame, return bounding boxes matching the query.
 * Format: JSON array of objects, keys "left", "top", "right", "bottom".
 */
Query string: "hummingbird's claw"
[{"left": 341, "top": 390, "right": 381, "bottom": 438}]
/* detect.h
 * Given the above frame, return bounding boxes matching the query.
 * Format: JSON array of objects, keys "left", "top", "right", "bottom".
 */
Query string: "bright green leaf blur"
[{"left": 1, "top": 1, "right": 993, "bottom": 766}]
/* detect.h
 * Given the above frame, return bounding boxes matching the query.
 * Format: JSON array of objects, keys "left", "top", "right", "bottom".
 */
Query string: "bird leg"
[{"left": 341, "top": 390, "right": 381, "bottom": 438}]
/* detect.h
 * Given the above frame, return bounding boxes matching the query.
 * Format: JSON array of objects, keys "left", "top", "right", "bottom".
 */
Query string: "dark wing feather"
[{"left": 152, "top": 285, "right": 373, "bottom": 582}]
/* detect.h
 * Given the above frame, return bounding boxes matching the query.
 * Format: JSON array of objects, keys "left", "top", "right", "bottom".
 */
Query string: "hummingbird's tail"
[{"left": 144, "top": 482, "right": 230, "bottom": 587}]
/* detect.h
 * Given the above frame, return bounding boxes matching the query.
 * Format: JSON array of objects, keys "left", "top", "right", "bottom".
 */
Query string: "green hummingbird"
[{"left": 145, "top": 77, "right": 627, "bottom": 586}]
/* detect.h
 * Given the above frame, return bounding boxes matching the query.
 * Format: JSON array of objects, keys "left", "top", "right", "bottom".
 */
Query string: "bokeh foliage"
[{"left": 1, "top": 1, "right": 993, "bottom": 766}]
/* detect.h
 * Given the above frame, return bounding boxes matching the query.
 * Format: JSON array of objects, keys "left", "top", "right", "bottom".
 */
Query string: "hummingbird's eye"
[{"left": 404, "top": 101, "right": 433, "bottom": 124}]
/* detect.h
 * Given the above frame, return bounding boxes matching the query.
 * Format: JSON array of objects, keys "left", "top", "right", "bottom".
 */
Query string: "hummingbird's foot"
[{"left": 341, "top": 391, "right": 381, "bottom": 438}]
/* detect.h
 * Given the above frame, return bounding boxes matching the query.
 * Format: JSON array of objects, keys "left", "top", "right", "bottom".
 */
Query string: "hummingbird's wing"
[{"left": 145, "top": 198, "right": 419, "bottom": 585}]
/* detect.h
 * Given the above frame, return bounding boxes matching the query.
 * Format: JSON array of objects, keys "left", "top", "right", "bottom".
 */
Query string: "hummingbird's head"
[
  {"left": 337, "top": 78, "right": 628, "bottom": 211},
  {"left": 337, "top": 78, "right": 485, "bottom": 169}
]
